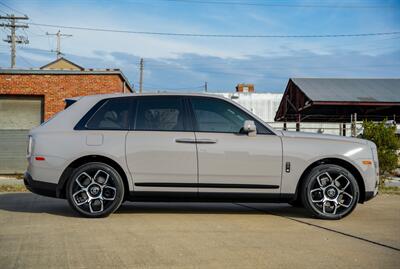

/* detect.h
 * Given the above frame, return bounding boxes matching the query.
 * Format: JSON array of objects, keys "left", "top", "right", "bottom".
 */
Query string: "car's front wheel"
[
  {"left": 66, "top": 162, "right": 125, "bottom": 218},
  {"left": 301, "top": 164, "right": 359, "bottom": 220}
]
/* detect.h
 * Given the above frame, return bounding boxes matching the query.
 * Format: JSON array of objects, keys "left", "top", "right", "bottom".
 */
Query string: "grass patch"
[
  {"left": 15, "top": 174, "right": 24, "bottom": 180},
  {"left": 0, "top": 184, "right": 27, "bottom": 193},
  {"left": 0, "top": 174, "right": 24, "bottom": 179},
  {"left": 379, "top": 186, "right": 400, "bottom": 195}
]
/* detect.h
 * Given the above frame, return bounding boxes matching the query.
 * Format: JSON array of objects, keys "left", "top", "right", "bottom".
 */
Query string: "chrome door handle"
[
  {"left": 175, "top": 138, "right": 196, "bottom": 144},
  {"left": 196, "top": 139, "right": 217, "bottom": 144}
]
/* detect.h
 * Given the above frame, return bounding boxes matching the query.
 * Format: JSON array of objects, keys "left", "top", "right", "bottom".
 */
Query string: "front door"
[
  {"left": 126, "top": 96, "right": 197, "bottom": 193},
  {"left": 189, "top": 96, "right": 282, "bottom": 195}
]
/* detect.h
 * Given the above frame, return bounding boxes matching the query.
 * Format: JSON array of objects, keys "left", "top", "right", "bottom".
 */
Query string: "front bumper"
[
  {"left": 24, "top": 172, "right": 58, "bottom": 198},
  {"left": 364, "top": 191, "right": 378, "bottom": 202}
]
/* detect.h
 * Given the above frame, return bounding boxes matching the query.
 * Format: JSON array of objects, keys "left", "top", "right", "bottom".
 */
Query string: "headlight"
[{"left": 27, "top": 135, "right": 33, "bottom": 158}]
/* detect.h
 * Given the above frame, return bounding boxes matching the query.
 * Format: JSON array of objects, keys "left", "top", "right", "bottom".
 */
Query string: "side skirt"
[{"left": 127, "top": 191, "right": 295, "bottom": 203}]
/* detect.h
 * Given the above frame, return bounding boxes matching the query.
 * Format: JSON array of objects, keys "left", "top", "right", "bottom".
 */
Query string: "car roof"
[{"left": 75, "top": 92, "right": 230, "bottom": 101}]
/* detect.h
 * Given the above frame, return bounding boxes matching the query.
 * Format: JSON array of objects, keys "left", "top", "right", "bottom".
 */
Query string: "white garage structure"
[{"left": 0, "top": 96, "right": 43, "bottom": 174}]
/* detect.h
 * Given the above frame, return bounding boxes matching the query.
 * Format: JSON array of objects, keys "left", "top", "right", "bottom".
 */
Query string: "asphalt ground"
[{"left": 0, "top": 192, "right": 399, "bottom": 269}]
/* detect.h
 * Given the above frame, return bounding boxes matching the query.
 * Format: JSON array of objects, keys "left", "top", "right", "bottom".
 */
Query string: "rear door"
[
  {"left": 125, "top": 96, "right": 198, "bottom": 194},
  {"left": 189, "top": 96, "right": 282, "bottom": 195}
]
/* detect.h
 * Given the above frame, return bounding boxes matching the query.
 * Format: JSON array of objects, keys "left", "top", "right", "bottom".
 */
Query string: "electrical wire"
[
  {"left": 27, "top": 22, "right": 400, "bottom": 38},
  {"left": 145, "top": 0, "right": 398, "bottom": 9},
  {"left": 0, "top": 1, "right": 26, "bottom": 16},
  {"left": 18, "top": 54, "right": 34, "bottom": 67}
]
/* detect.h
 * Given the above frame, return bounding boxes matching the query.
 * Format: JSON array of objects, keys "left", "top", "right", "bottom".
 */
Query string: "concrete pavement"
[{"left": 0, "top": 193, "right": 399, "bottom": 269}]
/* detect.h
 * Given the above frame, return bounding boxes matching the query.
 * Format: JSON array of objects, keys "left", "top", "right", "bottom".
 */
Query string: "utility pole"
[
  {"left": 46, "top": 30, "right": 72, "bottom": 59},
  {"left": 0, "top": 14, "right": 29, "bottom": 68},
  {"left": 139, "top": 58, "right": 144, "bottom": 93},
  {"left": 204, "top": 81, "right": 208, "bottom": 92}
]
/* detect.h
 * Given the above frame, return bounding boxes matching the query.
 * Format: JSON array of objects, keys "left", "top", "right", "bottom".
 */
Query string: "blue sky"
[{"left": 0, "top": 0, "right": 399, "bottom": 92}]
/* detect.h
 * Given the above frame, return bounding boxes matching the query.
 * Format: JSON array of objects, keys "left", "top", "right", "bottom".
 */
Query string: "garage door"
[{"left": 0, "top": 96, "right": 43, "bottom": 174}]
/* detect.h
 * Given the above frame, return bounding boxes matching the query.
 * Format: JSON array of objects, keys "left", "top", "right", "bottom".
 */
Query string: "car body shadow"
[{"left": 0, "top": 192, "right": 310, "bottom": 219}]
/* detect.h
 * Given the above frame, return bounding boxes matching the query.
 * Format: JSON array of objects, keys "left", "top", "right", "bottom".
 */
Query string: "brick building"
[{"left": 0, "top": 58, "right": 133, "bottom": 173}]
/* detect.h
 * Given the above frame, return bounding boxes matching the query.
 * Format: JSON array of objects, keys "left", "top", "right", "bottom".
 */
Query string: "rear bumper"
[{"left": 24, "top": 172, "right": 58, "bottom": 198}]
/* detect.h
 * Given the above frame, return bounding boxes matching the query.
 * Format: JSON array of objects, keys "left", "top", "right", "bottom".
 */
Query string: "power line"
[
  {"left": 19, "top": 54, "right": 34, "bottom": 67},
  {"left": 0, "top": 44, "right": 53, "bottom": 53},
  {"left": 0, "top": 2, "right": 26, "bottom": 16},
  {"left": 0, "top": 14, "right": 29, "bottom": 68},
  {"left": 148, "top": 0, "right": 398, "bottom": 9},
  {"left": 27, "top": 22, "right": 400, "bottom": 38},
  {"left": 0, "top": 1, "right": 47, "bottom": 34},
  {"left": 46, "top": 30, "right": 73, "bottom": 59}
]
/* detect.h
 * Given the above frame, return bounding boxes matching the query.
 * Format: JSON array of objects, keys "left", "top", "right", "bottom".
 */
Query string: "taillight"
[{"left": 27, "top": 136, "right": 33, "bottom": 158}]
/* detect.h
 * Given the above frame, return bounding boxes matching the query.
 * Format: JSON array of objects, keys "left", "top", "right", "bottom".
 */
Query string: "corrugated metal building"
[{"left": 275, "top": 78, "right": 400, "bottom": 122}]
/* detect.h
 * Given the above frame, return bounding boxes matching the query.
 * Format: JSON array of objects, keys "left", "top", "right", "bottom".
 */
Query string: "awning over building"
[{"left": 275, "top": 78, "right": 400, "bottom": 122}]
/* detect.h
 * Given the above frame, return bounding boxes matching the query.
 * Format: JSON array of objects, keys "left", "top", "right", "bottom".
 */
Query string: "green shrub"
[{"left": 362, "top": 120, "right": 400, "bottom": 175}]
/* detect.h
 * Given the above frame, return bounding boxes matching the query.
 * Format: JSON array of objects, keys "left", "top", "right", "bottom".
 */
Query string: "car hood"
[{"left": 278, "top": 130, "right": 370, "bottom": 145}]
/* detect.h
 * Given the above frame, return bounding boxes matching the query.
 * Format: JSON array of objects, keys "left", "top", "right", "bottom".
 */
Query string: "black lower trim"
[
  {"left": 364, "top": 191, "right": 376, "bottom": 202},
  {"left": 135, "top": 182, "right": 279, "bottom": 189},
  {"left": 24, "top": 172, "right": 58, "bottom": 198},
  {"left": 127, "top": 191, "right": 294, "bottom": 203}
]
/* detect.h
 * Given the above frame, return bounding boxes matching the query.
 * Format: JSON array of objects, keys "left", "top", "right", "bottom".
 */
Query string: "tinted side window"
[
  {"left": 86, "top": 98, "right": 130, "bottom": 130},
  {"left": 134, "top": 97, "right": 187, "bottom": 131},
  {"left": 190, "top": 97, "right": 270, "bottom": 134}
]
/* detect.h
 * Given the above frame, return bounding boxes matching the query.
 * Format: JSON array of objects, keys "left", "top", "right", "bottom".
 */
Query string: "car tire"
[
  {"left": 66, "top": 162, "right": 125, "bottom": 218},
  {"left": 301, "top": 164, "right": 359, "bottom": 220}
]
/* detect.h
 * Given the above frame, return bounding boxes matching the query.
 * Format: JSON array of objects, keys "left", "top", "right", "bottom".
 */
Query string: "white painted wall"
[{"left": 214, "top": 92, "right": 282, "bottom": 122}]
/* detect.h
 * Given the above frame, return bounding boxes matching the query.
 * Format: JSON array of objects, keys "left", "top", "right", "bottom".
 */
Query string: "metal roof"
[
  {"left": 291, "top": 78, "right": 400, "bottom": 103},
  {"left": 0, "top": 68, "right": 133, "bottom": 92}
]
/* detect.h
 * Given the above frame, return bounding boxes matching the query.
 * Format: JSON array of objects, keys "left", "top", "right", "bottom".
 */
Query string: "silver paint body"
[{"left": 26, "top": 93, "right": 379, "bottom": 198}]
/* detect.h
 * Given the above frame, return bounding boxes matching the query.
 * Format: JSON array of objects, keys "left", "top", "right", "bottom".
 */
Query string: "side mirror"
[{"left": 243, "top": 120, "right": 257, "bottom": 137}]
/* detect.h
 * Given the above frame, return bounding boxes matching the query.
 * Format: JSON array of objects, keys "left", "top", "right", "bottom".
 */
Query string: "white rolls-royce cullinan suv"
[{"left": 24, "top": 93, "right": 379, "bottom": 219}]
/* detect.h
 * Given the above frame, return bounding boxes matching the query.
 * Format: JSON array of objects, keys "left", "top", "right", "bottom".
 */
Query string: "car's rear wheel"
[
  {"left": 301, "top": 164, "right": 359, "bottom": 220},
  {"left": 66, "top": 162, "right": 124, "bottom": 218}
]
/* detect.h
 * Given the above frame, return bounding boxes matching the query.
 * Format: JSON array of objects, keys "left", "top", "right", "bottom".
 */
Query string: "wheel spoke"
[
  {"left": 73, "top": 190, "right": 89, "bottom": 206},
  {"left": 332, "top": 202, "right": 338, "bottom": 215},
  {"left": 93, "top": 170, "right": 110, "bottom": 186},
  {"left": 102, "top": 186, "right": 117, "bottom": 201},
  {"left": 75, "top": 172, "right": 92, "bottom": 188},
  {"left": 322, "top": 201, "right": 328, "bottom": 214},
  {"left": 89, "top": 199, "right": 104, "bottom": 213}
]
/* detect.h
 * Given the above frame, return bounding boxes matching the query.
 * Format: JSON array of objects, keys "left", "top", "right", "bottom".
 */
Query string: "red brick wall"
[{"left": 0, "top": 74, "right": 127, "bottom": 120}]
